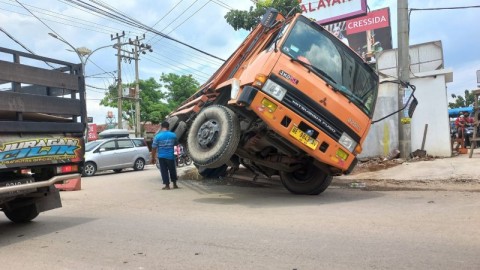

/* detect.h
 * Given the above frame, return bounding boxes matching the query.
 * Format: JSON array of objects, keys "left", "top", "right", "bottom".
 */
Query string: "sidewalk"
[
  {"left": 333, "top": 151, "right": 480, "bottom": 191},
  {"left": 169, "top": 152, "right": 480, "bottom": 192}
]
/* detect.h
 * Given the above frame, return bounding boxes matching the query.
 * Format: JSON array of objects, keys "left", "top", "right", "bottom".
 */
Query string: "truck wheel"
[
  {"left": 198, "top": 164, "right": 228, "bottom": 179},
  {"left": 167, "top": 116, "right": 179, "bottom": 131},
  {"left": 82, "top": 162, "right": 97, "bottom": 177},
  {"left": 133, "top": 158, "right": 145, "bottom": 171},
  {"left": 280, "top": 163, "right": 332, "bottom": 195},
  {"left": 174, "top": 121, "right": 187, "bottom": 140},
  {"left": 4, "top": 204, "right": 39, "bottom": 223},
  {"left": 187, "top": 105, "right": 240, "bottom": 168}
]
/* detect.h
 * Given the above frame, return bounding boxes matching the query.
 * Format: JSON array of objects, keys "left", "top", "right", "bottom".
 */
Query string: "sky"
[{"left": 1, "top": 0, "right": 479, "bottom": 125}]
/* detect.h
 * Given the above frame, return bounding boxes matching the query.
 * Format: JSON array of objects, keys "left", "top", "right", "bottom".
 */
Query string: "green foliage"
[
  {"left": 449, "top": 90, "right": 475, "bottom": 108},
  {"left": 159, "top": 73, "right": 199, "bottom": 109},
  {"left": 100, "top": 74, "right": 199, "bottom": 125},
  {"left": 224, "top": 0, "right": 301, "bottom": 31}
]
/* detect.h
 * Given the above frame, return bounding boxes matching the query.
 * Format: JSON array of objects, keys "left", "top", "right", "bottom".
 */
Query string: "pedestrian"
[
  {"left": 151, "top": 121, "right": 178, "bottom": 190},
  {"left": 454, "top": 113, "right": 466, "bottom": 149},
  {"left": 464, "top": 111, "right": 474, "bottom": 147}
]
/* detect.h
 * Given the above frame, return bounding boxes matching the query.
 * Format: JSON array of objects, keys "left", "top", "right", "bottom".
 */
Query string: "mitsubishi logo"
[{"left": 319, "top": 97, "right": 327, "bottom": 106}]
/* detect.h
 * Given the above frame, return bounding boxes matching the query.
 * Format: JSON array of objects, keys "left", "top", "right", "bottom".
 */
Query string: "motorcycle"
[{"left": 155, "top": 153, "right": 192, "bottom": 169}]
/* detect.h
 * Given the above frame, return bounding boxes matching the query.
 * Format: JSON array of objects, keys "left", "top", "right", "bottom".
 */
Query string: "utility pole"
[
  {"left": 129, "top": 35, "right": 153, "bottom": 137},
  {"left": 398, "top": 0, "right": 410, "bottom": 158},
  {"left": 112, "top": 31, "right": 125, "bottom": 129}
]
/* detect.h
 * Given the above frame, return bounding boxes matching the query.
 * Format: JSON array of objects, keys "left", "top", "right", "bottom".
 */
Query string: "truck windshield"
[{"left": 281, "top": 16, "right": 378, "bottom": 117}]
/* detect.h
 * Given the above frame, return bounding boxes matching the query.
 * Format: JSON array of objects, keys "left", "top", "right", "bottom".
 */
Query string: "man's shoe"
[
  {"left": 162, "top": 185, "right": 170, "bottom": 190},
  {"left": 173, "top": 183, "right": 179, "bottom": 189}
]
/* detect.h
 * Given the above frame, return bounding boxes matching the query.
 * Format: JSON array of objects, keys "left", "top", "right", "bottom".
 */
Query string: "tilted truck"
[
  {"left": 166, "top": 9, "right": 380, "bottom": 195},
  {"left": 0, "top": 47, "right": 85, "bottom": 222}
]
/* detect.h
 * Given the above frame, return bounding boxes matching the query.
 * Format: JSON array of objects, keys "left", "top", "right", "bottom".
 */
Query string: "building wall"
[
  {"left": 358, "top": 41, "right": 453, "bottom": 158},
  {"left": 409, "top": 75, "right": 452, "bottom": 157}
]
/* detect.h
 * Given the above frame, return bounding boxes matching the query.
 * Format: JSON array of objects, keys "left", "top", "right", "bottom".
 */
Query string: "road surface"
[{"left": 0, "top": 165, "right": 478, "bottom": 269}]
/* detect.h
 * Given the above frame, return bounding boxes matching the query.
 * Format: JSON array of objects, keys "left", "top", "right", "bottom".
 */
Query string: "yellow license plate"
[{"left": 289, "top": 126, "right": 318, "bottom": 150}]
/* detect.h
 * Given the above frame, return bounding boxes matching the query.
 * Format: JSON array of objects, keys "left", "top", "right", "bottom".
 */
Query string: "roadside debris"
[{"left": 349, "top": 182, "right": 366, "bottom": 188}]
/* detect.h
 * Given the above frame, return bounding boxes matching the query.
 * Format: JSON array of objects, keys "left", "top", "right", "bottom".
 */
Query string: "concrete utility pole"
[
  {"left": 397, "top": 0, "right": 410, "bottom": 158},
  {"left": 130, "top": 35, "right": 153, "bottom": 137},
  {"left": 112, "top": 32, "right": 125, "bottom": 129}
]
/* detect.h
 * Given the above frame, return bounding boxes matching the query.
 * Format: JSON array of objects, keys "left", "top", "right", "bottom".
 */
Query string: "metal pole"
[{"left": 397, "top": 0, "right": 410, "bottom": 158}]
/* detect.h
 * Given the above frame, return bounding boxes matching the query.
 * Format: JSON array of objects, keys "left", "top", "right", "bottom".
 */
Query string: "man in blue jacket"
[{"left": 151, "top": 121, "right": 178, "bottom": 190}]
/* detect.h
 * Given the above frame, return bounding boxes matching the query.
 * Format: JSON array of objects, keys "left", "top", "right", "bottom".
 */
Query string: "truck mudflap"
[{"left": 0, "top": 174, "right": 80, "bottom": 195}]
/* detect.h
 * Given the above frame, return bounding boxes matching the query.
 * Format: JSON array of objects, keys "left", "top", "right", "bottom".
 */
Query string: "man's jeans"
[{"left": 158, "top": 158, "right": 177, "bottom": 185}]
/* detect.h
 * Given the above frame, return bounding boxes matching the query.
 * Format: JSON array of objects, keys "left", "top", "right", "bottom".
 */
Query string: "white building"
[{"left": 360, "top": 41, "right": 453, "bottom": 158}]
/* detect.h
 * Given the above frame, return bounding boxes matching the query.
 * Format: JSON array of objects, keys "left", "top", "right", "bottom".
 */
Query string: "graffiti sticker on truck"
[{"left": 0, "top": 138, "right": 82, "bottom": 165}]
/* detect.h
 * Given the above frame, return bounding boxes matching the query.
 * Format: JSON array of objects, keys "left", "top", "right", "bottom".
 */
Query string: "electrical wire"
[{"left": 65, "top": 0, "right": 225, "bottom": 61}]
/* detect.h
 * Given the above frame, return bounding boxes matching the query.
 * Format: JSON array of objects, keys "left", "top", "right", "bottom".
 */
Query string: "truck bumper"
[{"left": 0, "top": 174, "right": 81, "bottom": 195}]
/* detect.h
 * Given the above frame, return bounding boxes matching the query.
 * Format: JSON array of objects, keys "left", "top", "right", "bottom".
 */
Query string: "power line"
[
  {"left": 0, "top": 0, "right": 226, "bottom": 74},
  {"left": 65, "top": 0, "right": 225, "bottom": 61},
  {"left": 410, "top": 5, "right": 480, "bottom": 11}
]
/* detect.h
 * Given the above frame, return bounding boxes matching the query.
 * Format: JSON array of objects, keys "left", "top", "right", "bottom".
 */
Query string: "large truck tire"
[
  {"left": 174, "top": 121, "right": 187, "bottom": 140},
  {"left": 4, "top": 203, "right": 39, "bottom": 223},
  {"left": 280, "top": 163, "right": 333, "bottom": 195},
  {"left": 166, "top": 116, "right": 179, "bottom": 131},
  {"left": 187, "top": 105, "right": 240, "bottom": 168}
]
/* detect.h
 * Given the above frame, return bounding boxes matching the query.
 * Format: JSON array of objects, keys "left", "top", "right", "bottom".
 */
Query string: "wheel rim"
[
  {"left": 197, "top": 120, "right": 219, "bottom": 149},
  {"left": 84, "top": 163, "right": 95, "bottom": 176},
  {"left": 135, "top": 159, "right": 144, "bottom": 169},
  {"left": 291, "top": 167, "right": 313, "bottom": 183}
]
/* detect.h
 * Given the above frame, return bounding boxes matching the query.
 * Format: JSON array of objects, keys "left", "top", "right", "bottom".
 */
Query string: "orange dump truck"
[
  {"left": 167, "top": 9, "right": 379, "bottom": 195},
  {"left": 0, "top": 47, "right": 85, "bottom": 222}
]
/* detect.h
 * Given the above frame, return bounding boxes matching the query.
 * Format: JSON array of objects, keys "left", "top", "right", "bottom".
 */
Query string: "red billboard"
[
  {"left": 88, "top": 124, "right": 98, "bottom": 141},
  {"left": 345, "top": 8, "right": 390, "bottom": 35},
  {"left": 325, "top": 7, "right": 393, "bottom": 64}
]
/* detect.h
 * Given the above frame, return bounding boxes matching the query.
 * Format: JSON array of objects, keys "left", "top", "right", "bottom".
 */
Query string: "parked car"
[{"left": 83, "top": 137, "right": 151, "bottom": 176}]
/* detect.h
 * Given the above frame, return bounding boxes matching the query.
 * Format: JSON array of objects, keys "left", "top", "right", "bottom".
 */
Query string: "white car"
[{"left": 83, "top": 137, "right": 150, "bottom": 176}]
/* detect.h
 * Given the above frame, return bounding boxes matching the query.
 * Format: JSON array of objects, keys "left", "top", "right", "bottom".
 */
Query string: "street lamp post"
[
  {"left": 48, "top": 33, "right": 113, "bottom": 75},
  {"left": 49, "top": 33, "right": 114, "bottom": 141}
]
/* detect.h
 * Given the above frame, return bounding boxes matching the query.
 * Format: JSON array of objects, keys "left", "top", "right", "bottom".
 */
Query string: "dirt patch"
[{"left": 351, "top": 154, "right": 437, "bottom": 175}]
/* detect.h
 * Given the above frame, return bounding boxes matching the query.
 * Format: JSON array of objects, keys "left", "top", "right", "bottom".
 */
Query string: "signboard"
[
  {"left": 345, "top": 8, "right": 390, "bottom": 35},
  {"left": 325, "top": 7, "right": 393, "bottom": 64},
  {"left": 88, "top": 124, "right": 98, "bottom": 141},
  {"left": 87, "top": 116, "right": 93, "bottom": 123},
  {"left": 299, "top": 0, "right": 367, "bottom": 25}
]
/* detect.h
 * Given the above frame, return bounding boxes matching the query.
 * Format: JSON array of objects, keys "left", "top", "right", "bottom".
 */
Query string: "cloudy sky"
[{"left": 1, "top": 0, "right": 479, "bottom": 125}]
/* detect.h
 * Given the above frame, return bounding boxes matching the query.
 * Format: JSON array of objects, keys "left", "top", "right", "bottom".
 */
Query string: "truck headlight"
[
  {"left": 262, "top": 79, "right": 287, "bottom": 101},
  {"left": 339, "top": 133, "right": 357, "bottom": 153}
]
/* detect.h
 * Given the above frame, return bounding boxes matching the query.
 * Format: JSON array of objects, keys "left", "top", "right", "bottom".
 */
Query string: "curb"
[{"left": 332, "top": 178, "right": 480, "bottom": 192}]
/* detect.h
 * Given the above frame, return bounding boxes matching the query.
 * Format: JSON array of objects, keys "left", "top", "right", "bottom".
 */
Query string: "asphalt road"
[{"left": 0, "top": 165, "right": 479, "bottom": 270}]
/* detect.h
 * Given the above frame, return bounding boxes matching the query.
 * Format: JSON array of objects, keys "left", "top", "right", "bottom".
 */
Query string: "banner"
[
  {"left": 88, "top": 124, "right": 98, "bottom": 141},
  {"left": 299, "top": 0, "right": 367, "bottom": 24},
  {"left": 324, "top": 7, "right": 393, "bottom": 64}
]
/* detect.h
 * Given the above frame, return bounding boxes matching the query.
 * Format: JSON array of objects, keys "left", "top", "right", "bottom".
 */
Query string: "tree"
[
  {"left": 100, "top": 74, "right": 200, "bottom": 126},
  {"left": 449, "top": 90, "right": 475, "bottom": 108},
  {"left": 100, "top": 77, "right": 168, "bottom": 125},
  {"left": 224, "top": 0, "right": 301, "bottom": 31},
  {"left": 159, "top": 73, "right": 199, "bottom": 109}
]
